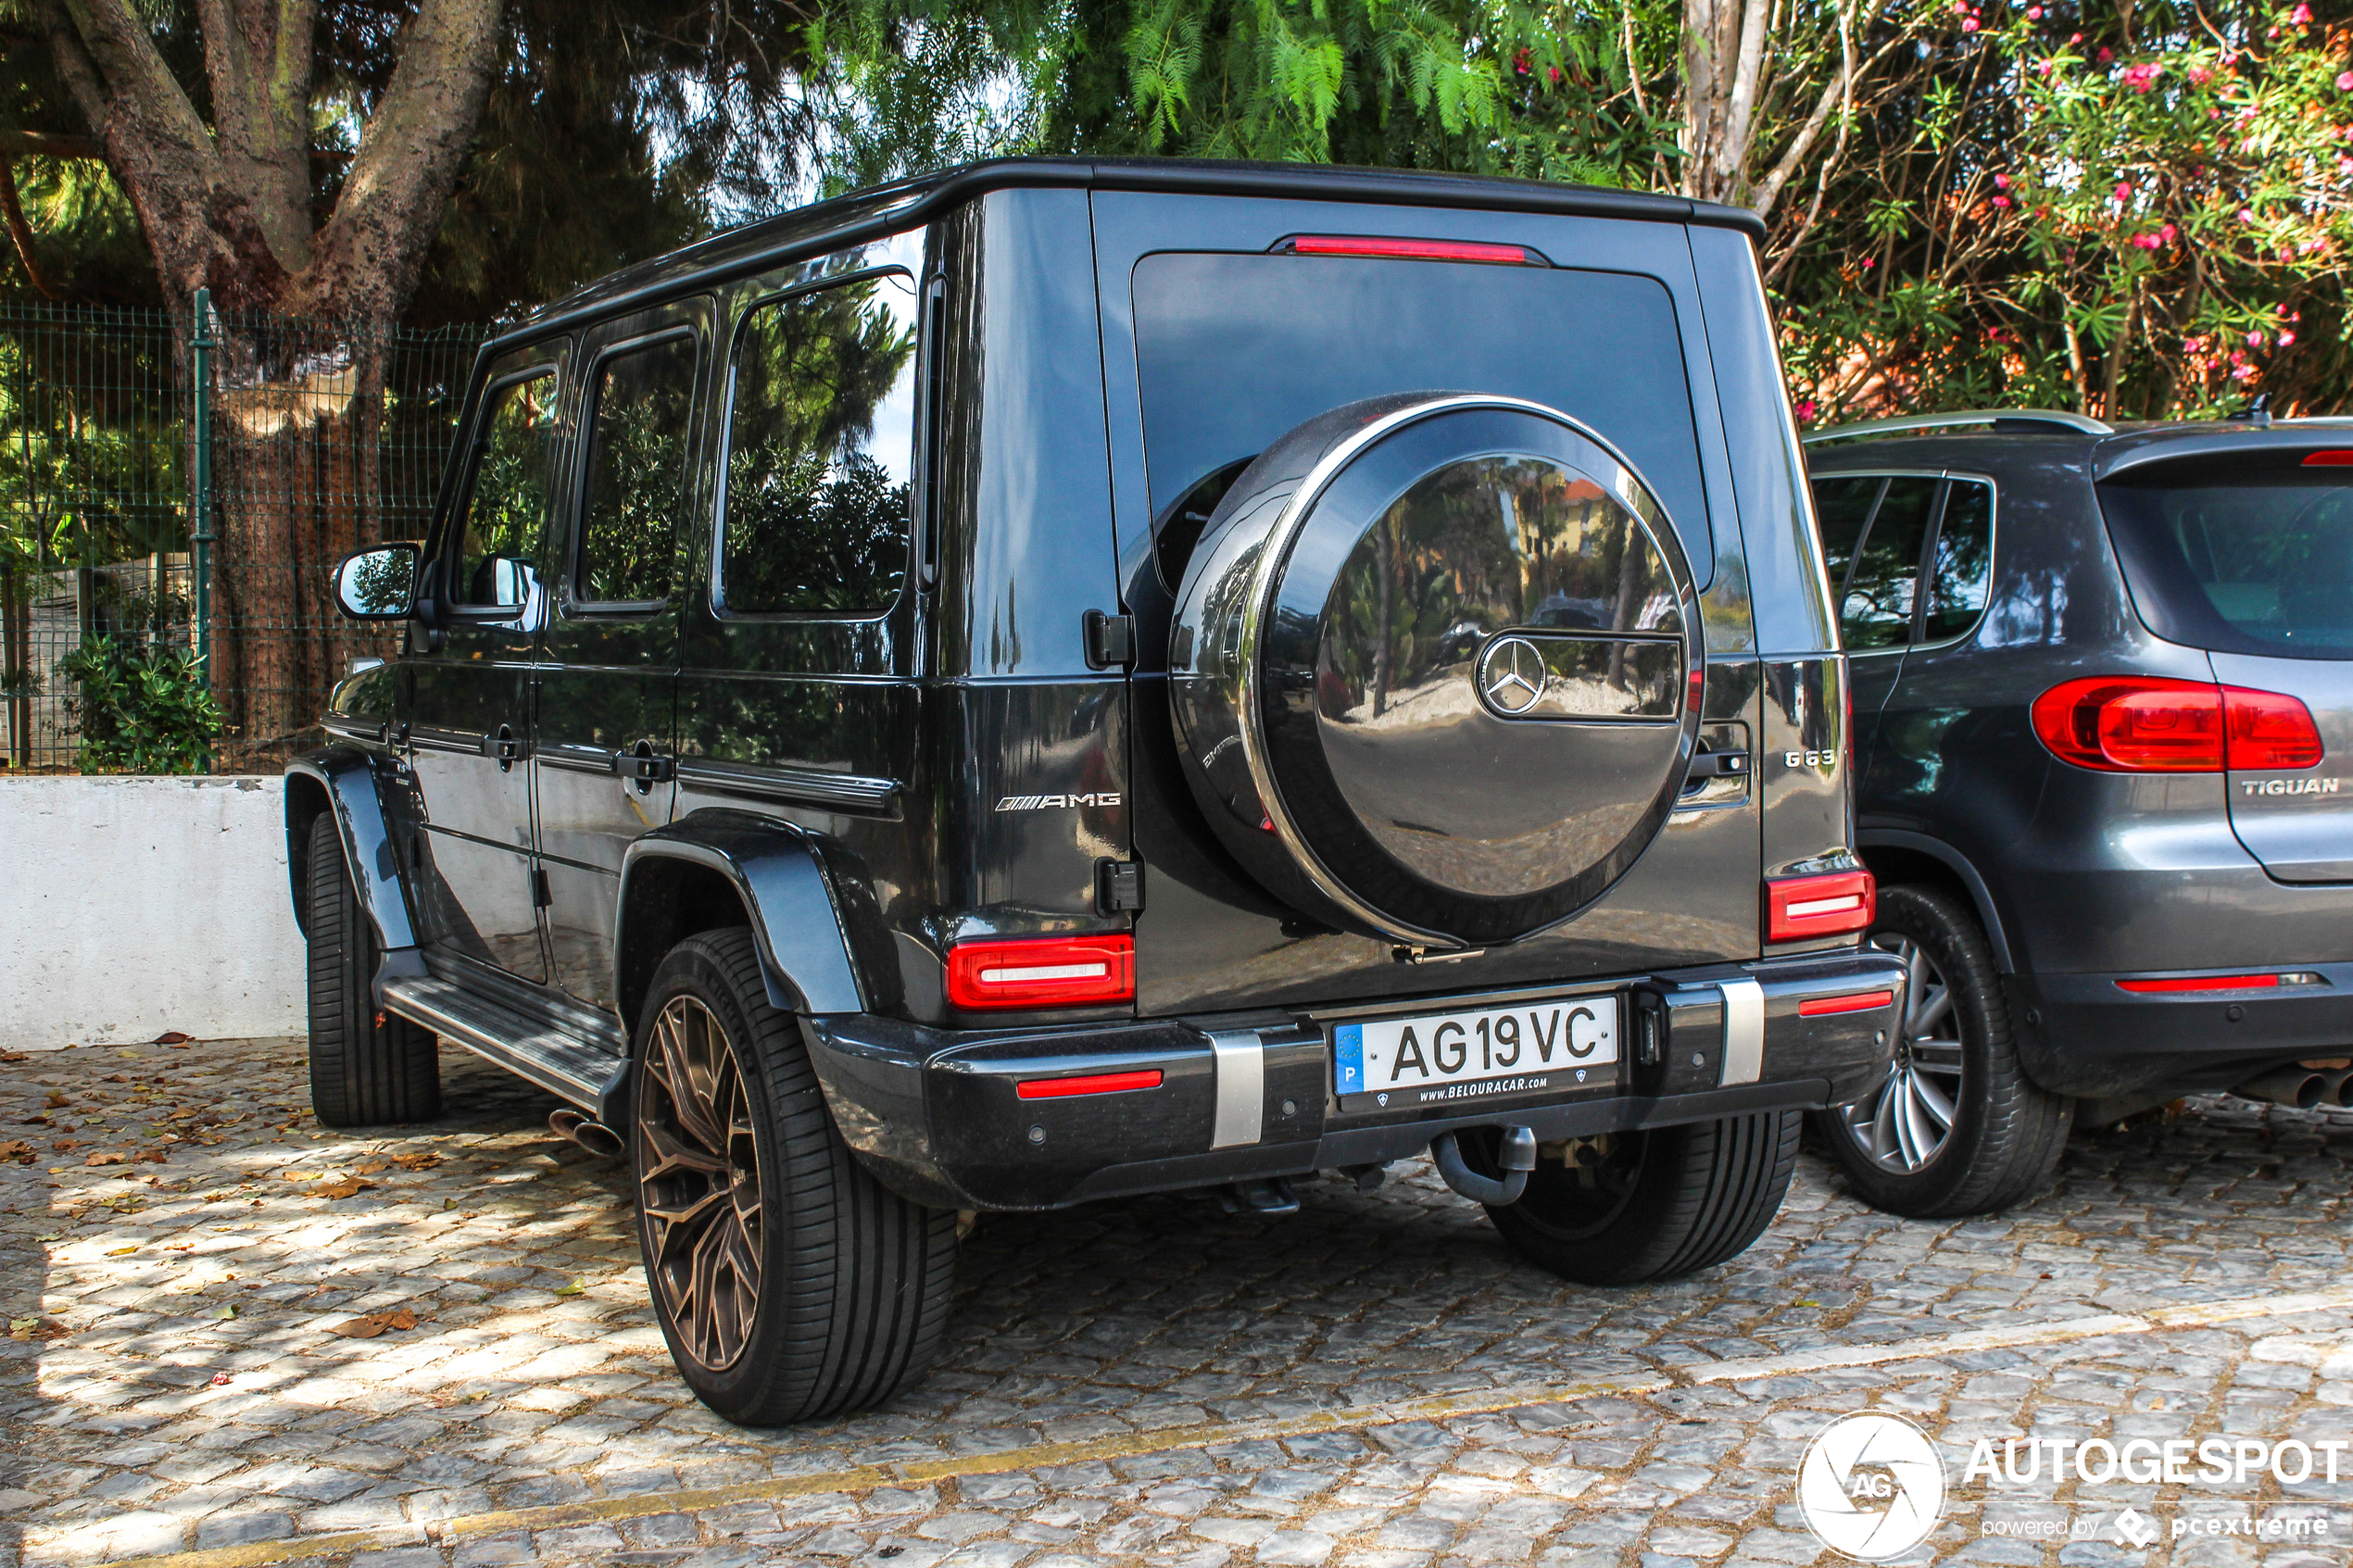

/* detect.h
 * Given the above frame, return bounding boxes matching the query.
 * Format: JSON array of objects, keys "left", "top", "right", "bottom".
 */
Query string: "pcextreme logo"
[{"left": 1796, "top": 1412, "right": 1948, "bottom": 1562}]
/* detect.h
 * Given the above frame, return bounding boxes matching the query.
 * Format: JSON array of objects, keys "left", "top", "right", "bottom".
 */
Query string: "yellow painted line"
[{"left": 86, "top": 1285, "right": 2353, "bottom": 1568}]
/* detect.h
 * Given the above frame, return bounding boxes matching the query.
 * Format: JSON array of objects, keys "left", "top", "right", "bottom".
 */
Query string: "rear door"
[
  {"left": 2099, "top": 453, "right": 2353, "bottom": 880},
  {"left": 531, "top": 306, "right": 706, "bottom": 1010}
]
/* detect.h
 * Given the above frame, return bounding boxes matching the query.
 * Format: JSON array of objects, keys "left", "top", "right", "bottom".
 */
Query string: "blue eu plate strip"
[{"left": 1334, "top": 1023, "right": 1364, "bottom": 1095}]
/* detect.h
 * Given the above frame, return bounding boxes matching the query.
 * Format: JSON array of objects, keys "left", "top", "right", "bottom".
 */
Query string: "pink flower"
[
  {"left": 2338, "top": 70, "right": 2353, "bottom": 89},
  {"left": 2293, "top": 2, "right": 2313, "bottom": 21},
  {"left": 2115, "top": 181, "right": 2133, "bottom": 201},
  {"left": 2098, "top": 45, "right": 2113, "bottom": 62},
  {"left": 2038, "top": 59, "right": 2056, "bottom": 74},
  {"left": 1548, "top": 66, "right": 1563, "bottom": 82},
  {"left": 1795, "top": 399, "right": 1818, "bottom": 421},
  {"left": 1862, "top": 257, "right": 1877, "bottom": 268},
  {"left": 2188, "top": 65, "right": 2212, "bottom": 83},
  {"left": 1963, "top": 16, "right": 1979, "bottom": 30},
  {"left": 2242, "top": 207, "right": 2259, "bottom": 221},
  {"left": 2234, "top": 364, "right": 2258, "bottom": 381},
  {"left": 1514, "top": 46, "right": 1531, "bottom": 73},
  {"left": 2131, "top": 232, "right": 2161, "bottom": 249},
  {"left": 2160, "top": 223, "right": 2178, "bottom": 243},
  {"left": 1993, "top": 194, "right": 2012, "bottom": 207},
  {"left": 2281, "top": 330, "right": 2297, "bottom": 345},
  {"left": 2070, "top": 31, "right": 2082, "bottom": 42},
  {"left": 1994, "top": 172, "right": 2010, "bottom": 187},
  {"left": 2026, "top": 4, "right": 2042, "bottom": 15},
  {"left": 2250, "top": 331, "right": 2267, "bottom": 346}
]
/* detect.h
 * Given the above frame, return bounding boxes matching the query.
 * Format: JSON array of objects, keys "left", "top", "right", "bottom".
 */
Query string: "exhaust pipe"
[
  {"left": 1431, "top": 1126, "right": 1537, "bottom": 1205},
  {"left": 548, "top": 1108, "right": 626, "bottom": 1160},
  {"left": 2320, "top": 1068, "right": 2353, "bottom": 1109},
  {"left": 2229, "top": 1068, "right": 2327, "bottom": 1110}
]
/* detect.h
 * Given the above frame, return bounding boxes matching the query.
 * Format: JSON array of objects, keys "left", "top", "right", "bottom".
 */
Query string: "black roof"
[
  {"left": 497, "top": 157, "right": 1765, "bottom": 351},
  {"left": 1806, "top": 418, "right": 2353, "bottom": 482}
]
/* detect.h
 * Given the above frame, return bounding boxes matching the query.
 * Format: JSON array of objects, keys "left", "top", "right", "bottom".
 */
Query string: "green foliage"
[{"left": 56, "top": 590, "right": 221, "bottom": 774}]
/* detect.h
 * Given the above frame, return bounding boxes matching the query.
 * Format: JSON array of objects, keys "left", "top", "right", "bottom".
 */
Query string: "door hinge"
[
  {"left": 1083, "top": 609, "right": 1134, "bottom": 671},
  {"left": 1096, "top": 858, "right": 1146, "bottom": 913},
  {"left": 532, "top": 868, "right": 552, "bottom": 909}
]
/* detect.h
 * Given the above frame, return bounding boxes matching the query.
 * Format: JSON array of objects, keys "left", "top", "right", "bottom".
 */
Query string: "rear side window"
[
  {"left": 1811, "top": 476, "right": 1882, "bottom": 592},
  {"left": 452, "top": 369, "right": 558, "bottom": 609},
  {"left": 2102, "top": 468, "right": 2353, "bottom": 659},
  {"left": 1132, "top": 254, "right": 1711, "bottom": 584},
  {"left": 578, "top": 333, "right": 698, "bottom": 607},
  {"left": 1923, "top": 480, "right": 1994, "bottom": 641},
  {"left": 1840, "top": 477, "right": 1938, "bottom": 649},
  {"left": 720, "top": 270, "right": 920, "bottom": 616}
]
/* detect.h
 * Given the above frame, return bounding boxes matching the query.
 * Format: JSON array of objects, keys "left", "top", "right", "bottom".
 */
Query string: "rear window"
[
  {"left": 2102, "top": 466, "right": 2353, "bottom": 659},
  {"left": 1132, "top": 254, "right": 1711, "bottom": 586}
]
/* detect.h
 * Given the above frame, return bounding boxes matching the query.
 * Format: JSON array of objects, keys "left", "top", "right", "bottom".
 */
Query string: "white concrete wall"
[{"left": 0, "top": 776, "right": 304, "bottom": 1047}]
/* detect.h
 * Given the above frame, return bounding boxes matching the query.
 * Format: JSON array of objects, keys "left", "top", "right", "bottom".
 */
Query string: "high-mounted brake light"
[
  {"left": 946, "top": 935, "right": 1135, "bottom": 1011},
  {"left": 1798, "top": 989, "right": 1895, "bottom": 1017},
  {"left": 1284, "top": 234, "right": 1538, "bottom": 266},
  {"left": 1767, "top": 870, "right": 1876, "bottom": 943},
  {"left": 1016, "top": 1070, "right": 1163, "bottom": 1099},
  {"left": 2303, "top": 450, "right": 2353, "bottom": 466},
  {"left": 2032, "top": 677, "right": 2322, "bottom": 771}
]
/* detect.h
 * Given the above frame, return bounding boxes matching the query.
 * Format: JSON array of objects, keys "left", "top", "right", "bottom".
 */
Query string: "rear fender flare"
[
  {"left": 284, "top": 749, "right": 418, "bottom": 953},
  {"left": 1856, "top": 828, "right": 2015, "bottom": 972},
  {"left": 615, "top": 811, "right": 867, "bottom": 1033}
]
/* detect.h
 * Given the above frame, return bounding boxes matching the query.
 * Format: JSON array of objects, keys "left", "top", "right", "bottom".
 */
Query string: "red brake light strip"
[
  {"left": 1798, "top": 990, "right": 1895, "bottom": 1017},
  {"left": 1015, "top": 1070, "right": 1164, "bottom": 1099},
  {"left": 2116, "top": 973, "right": 2281, "bottom": 994},
  {"left": 1287, "top": 234, "right": 1537, "bottom": 266},
  {"left": 2303, "top": 451, "right": 2353, "bottom": 466}
]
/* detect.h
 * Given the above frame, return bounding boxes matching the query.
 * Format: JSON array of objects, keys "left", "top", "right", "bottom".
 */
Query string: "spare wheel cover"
[{"left": 1167, "top": 394, "right": 1702, "bottom": 948}]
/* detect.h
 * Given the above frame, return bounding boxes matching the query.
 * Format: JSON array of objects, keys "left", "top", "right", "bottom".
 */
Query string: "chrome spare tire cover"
[{"left": 1167, "top": 393, "right": 1702, "bottom": 947}]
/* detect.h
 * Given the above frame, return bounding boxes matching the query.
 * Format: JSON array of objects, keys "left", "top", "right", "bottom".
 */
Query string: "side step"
[{"left": 381, "top": 974, "right": 628, "bottom": 1117}]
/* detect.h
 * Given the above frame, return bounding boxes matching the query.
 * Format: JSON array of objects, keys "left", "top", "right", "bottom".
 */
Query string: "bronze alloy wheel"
[{"left": 635, "top": 995, "right": 763, "bottom": 1372}]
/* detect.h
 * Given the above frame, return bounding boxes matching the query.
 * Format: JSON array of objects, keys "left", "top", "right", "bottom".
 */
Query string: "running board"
[{"left": 380, "top": 975, "right": 627, "bottom": 1117}]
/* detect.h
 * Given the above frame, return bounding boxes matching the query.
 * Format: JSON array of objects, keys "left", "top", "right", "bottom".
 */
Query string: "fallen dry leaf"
[
  {"left": 327, "top": 1308, "right": 419, "bottom": 1339},
  {"left": 390, "top": 1152, "right": 443, "bottom": 1171},
  {"left": 0, "top": 1140, "right": 32, "bottom": 1165},
  {"left": 44, "top": 1092, "right": 68, "bottom": 1109},
  {"left": 553, "top": 1280, "right": 586, "bottom": 1298},
  {"left": 85, "top": 1151, "right": 125, "bottom": 1167},
  {"left": 104, "top": 1245, "right": 137, "bottom": 1257},
  {"left": 154, "top": 1032, "right": 191, "bottom": 1046},
  {"left": 351, "top": 1159, "right": 390, "bottom": 1175},
  {"left": 104, "top": 1073, "right": 130, "bottom": 1084},
  {"left": 281, "top": 1170, "right": 320, "bottom": 1181},
  {"left": 8, "top": 1317, "right": 69, "bottom": 1341},
  {"left": 50, "top": 1140, "right": 84, "bottom": 1153},
  {"left": 311, "top": 1176, "right": 376, "bottom": 1199},
  {"left": 0, "top": 1050, "right": 27, "bottom": 1063}
]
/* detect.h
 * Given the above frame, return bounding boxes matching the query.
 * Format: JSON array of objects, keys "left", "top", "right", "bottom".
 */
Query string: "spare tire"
[{"left": 1168, "top": 393, "right": 1701, "bottom": 948}]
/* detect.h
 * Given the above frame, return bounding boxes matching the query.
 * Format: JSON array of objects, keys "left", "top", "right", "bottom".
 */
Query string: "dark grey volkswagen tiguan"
[{"left": 1804, "top": 409, "right": 2353, "bottom": 1216}]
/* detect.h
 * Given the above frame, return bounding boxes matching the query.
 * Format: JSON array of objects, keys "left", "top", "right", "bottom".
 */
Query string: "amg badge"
[{"left": 995, "top": 792, "right": 1123, "bottom": 811}]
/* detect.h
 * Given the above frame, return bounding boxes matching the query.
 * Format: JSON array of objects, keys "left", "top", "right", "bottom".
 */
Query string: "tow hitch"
[{"left": 1430, "top": 1126, "right": 1538, "bottom": 1205}]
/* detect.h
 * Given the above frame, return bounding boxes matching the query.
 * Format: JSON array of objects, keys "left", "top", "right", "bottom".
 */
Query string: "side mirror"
[{"left": 333, "top": 544, "right": 421, "bottom": 621}]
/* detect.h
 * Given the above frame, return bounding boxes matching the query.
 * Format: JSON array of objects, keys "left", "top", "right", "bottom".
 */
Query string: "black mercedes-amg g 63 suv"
[{"left": 296, "top": 157, "right": 1904, "bottom": 1426}]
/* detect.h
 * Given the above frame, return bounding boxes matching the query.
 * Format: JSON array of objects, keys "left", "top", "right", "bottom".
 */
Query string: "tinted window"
[
  {"left": 1841, "top": 476, "right": 1937, "bottom": 649},
  {"left": 578, "top": 334, "right": 698, "bottom": 606},
  {"left": 1923, "top": 479, "right": 1994, "bottom": 642},
  {"left": 1811, "top": 476, "right": 1883, "bottom": 596},
  {"left": 453, "top": 370, "right": 557, "bottom": 608},
  {"left": 1132, "top": 255, "right": 1711, "bottom": 583},
  {"left": 721, "top": 272, "right": 919, "bottom": 615},
  {"left": 2103, "top": 473, "right": 2353, "bottom": 659}
]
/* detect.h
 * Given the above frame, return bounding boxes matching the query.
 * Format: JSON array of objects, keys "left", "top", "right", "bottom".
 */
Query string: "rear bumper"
[
  {"left": 2007, "top": 965, "right": 2353, "bottom": 1098},
  {"left": 805, "top": 949, "right": 1906, "bottom": 1210}
]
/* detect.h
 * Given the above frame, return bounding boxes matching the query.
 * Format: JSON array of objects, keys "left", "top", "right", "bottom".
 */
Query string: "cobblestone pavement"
[{"left": 3, "top": 1037, "right": 2351, "bottom": 1568}]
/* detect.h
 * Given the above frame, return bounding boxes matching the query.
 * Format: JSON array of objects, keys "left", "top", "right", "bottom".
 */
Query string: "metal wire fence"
[{"left": 0, "top": 296, "right": 489, "bottom": 773}]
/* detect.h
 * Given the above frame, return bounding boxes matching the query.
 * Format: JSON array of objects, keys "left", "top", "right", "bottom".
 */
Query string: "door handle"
[
  {"left": 480, "top": 725, "right": 530, "bottom": 769},
  {"left": 1687, "top": 749, "right": 1749, "bottom": 780},
  {"left": 611, "top": 747, "right": 676, "bottom": 785}
]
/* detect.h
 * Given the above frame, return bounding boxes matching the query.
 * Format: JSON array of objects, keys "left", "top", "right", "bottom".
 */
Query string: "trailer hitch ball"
[{"left": 1430, "top": 1125, "right": 1538, "bottom": 1206}]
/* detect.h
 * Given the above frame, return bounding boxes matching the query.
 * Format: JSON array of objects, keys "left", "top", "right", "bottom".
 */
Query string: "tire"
[
  {"left": 305, "top": 811, "right": 439, "bottom": 1127},
  {"left": 1811, "top": 884, "right": 2071, "bottom": 1218},
  {"left": 631, "top": 929, "right": 958, "bottom": 1426},
  {"left": 1481, "top": 1110, "right": 1802, "bottom": 1286}
]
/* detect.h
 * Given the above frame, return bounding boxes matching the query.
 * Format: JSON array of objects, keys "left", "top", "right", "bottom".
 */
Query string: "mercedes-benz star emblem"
[{"left": 1478, "top": 635, "right": 1548, "bottom": 716}]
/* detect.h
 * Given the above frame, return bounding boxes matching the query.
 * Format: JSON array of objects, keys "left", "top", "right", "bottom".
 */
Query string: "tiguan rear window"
[
  {"left": 1132, "top": 253, "right": 1712, "bottom": 586},
  {"left": 2101, "top": 460, "right": 2353, "bottom": 659}
]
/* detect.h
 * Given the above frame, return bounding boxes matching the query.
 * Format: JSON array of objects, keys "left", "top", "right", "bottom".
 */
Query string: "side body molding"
[
  {"left": 617, "top": 809, "right": 869, "bottom": 1025},
  {"left": 284, "top": 747, "right": 419, "bottom": 955}
]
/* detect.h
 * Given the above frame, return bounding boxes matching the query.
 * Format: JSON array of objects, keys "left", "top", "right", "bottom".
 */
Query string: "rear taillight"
[
  {"left": 2032, "top": 677, "right": 2322, "bottom": 771},
  {"left": 1768, "top": 870, "right": 1876, "bottom": 942},
  {"left": 1282, "top": 234, "right": 1538, "bottom": 266},
  {"left": 1798, "top": 989, "right": 1895, "bottom": 1017},
  {"left": 2224, "top": 686, "right": 2324, "bottom": 769},
  {"left": 946, "top": 935, "right": 1135, "bottom": 1010},
  {"left": 1015, "top": 1070, "right": 1163, "bottom": 1099},
  {"left": 2303, "top": 450, "right": 2353, "bottom": 466}
]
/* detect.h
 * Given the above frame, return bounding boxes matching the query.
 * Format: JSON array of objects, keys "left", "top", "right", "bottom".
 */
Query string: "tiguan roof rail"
[{"left": 1801, "top": 408, "right": 2115, "bottom": 445}]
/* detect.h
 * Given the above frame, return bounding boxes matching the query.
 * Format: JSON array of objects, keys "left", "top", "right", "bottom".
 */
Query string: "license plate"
[{"left": 1332, "top": 996, "right": 1621, "bottom": 1113}]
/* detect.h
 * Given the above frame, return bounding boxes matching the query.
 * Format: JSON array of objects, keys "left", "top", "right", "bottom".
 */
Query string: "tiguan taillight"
[{"left": 2031, "top": 677, "right": 2322, "bottom": 772}]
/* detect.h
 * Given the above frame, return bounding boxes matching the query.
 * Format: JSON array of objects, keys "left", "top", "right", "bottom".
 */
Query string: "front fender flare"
[
  {"left": 285, "top": 748, "right": 418, "bottom": 955},
  {"left": 617, "top": 810, "right": 867, "bottom": 1026}
]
